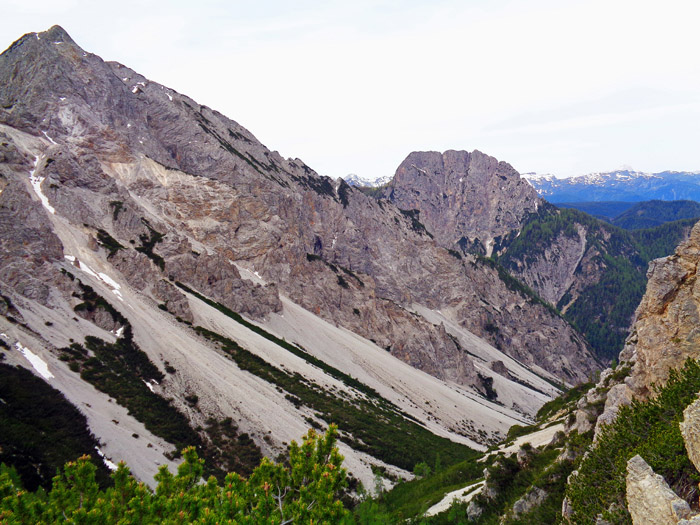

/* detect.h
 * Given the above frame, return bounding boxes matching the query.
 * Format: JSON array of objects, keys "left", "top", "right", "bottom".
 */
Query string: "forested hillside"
[
  {"left": 610, "top": 199, "right": 700, "bottom": 229},
  {"left": 498, "top": 207, "right": 698, "bottom": 361}
]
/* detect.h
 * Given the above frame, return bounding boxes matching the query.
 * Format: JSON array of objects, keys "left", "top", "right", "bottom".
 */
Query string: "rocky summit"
[
  {"left": 384, "top": 150, "right": 543, "bottom": 257},
  {"left": 0, "top": 25, "right": 600, "bottom": 491}
]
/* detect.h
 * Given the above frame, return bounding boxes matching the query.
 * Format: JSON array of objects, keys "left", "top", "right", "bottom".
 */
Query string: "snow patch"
[
  {"left": 42, "top": 131, "right": 57, "bottom": 145},
  {"left": 29, "top": 156, "right": 55, "bottom": 214},
  {"left": 54, "top": 41, "right": 62, "bottom": 45},
  {"left": 74, "top": 261, "right": 123, "bottom": 301},
  {"left": 98, "top": 272, "right": 121, "bottom": 291},
  {"left": 131, "top": 86, "right": 139, "bottom": 94},
  {"left": 424, "top": 480, "right": 485, "bottom": 517},
  {"left": 59, "top": 97, "right": 66, "bottom": 102},
  {"left": 64, "top": 254, "right": 76, "bottom": 262},
  {"left": 115, "top": 326, "right": 124, "bottom": 338},
  {"left": 95, "top": 448, "right": 118, "bottom": 471},
  {"left": 143, "top": 378, "right": 159, "bottom": 393},
  {"left": 16, "top": 343, "right": 54, "bottom": 380},
  {"left": 166, "top": 93, "right": 172, "bottom": 101}
]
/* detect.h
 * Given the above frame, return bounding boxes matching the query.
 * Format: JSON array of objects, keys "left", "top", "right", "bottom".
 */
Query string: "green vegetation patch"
[
  {"left": 61, "top": 330, "right": 261, "bottom": 480},
  {"left": 566, "top": 358, "right": 700, "bottom": 524},
  {"left": 96, "top": 228, "right": 124, "bottom": 258},
  {"left": 0, "top": 427, "right": 348, "bottom": 524},
  {"left": 135, "top": 218, "right": 165, "bottom": 271},
  {"left": 498, "top": 206, "right": 697, "bottom": 362},
  {"left": 536, "top": 381, "right": 594, "bottom": 422},
  {"left": 67, "top": 281, "right": 261, "bottom": 479},
  {"left": 612, "top": 200, "right": 700, "bottom": 230},
  {"left": 60, "top": 332, "right": 192, "bottom": 450},
  {"left": 445, "top": 446, "right": 566, "bottom": 525},
  {"left": 0, "top": 363, "right": 111, "bottom": 491},
  {"left": 73, "top": 281, "right": 127, "bottom": 325},
  {"left": 369, "top": 457, "right": 486, "bottom": 521}
]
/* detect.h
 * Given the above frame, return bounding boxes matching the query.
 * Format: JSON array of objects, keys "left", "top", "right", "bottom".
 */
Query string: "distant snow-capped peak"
[
  {"left": 521, "top": 172, "right": 558, "bottom": 181},
  {"left": 523, "top": 170, "right": 659, "bottom": 186},
  {"left": 343, "top": 174, "right": 392, "bottom": 187},
  {"left": 566, "top": 170, "right": 659, "bottom": 186}
]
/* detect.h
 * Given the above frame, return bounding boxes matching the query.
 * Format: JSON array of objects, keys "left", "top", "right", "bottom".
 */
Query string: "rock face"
[
  {"left": 505, "top": 224, "right": 589, "bottom": 306},
  {"left": 680, "top": 397, "right": 700, "bottom": 475},
  {"left": 384, "top": 150, "right": 542, "bottom": 257},
  {"left": 619, "top": 222, "right": 700, "bottom": 399},
  {"left": 625, "top": 398, "right": 700, "bottom": 525},
  {"left": 0, "top": 25, "right": 599, "bottom": 390},
  {"left": 626, "top": 454, "right": 693, "bottom": 525},
  {"left": 511, "top": 486, "right": 548, "bottom": 518}
]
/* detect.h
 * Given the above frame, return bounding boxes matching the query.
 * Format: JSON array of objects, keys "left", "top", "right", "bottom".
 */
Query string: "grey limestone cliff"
[
  {"left": 0, "top": 26, "right": 599, "bottom": 396},
  {"left": 384, "top": 149, "right": 542, "bottom": 257}
]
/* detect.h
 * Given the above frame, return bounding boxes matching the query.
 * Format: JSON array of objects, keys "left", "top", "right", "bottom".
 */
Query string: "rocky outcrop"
[
  {"left": 0, "top": 137, "right": 66, "bottom": 307},
  {"left": 378, "top": 145, "right": 689, "bottom": 368},
  {"left": 618, "top": 221, "right": 700, "bottom": 400},
  {"left": 625, "top": 396, "right": 700, "bottom": 524},
  {"left": 505, "top": 224, "right": 589, "bottom": 306},
  {"left": 511, "top": 486, "right": 547, "bottom": 518},
  {"left": 680, "top": 398, "right": 700, "bottom": 476},
  {"left": 626, "top": 455, "right": 693, "bottom": 525},
  {"left": 384, "top": 150, "right": 542, "bottom": 257},
  {"left": 593, "top": 383, "right": 632, "bottom": 439},
  {"left": 152, "top": 279, "right": 193, "bottom": 323}
]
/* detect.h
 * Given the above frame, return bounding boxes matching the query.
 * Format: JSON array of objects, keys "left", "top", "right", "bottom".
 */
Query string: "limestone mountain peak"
[
  {"left": 0, "top": 25, "right": 600, "bottom": 489},
  {"left": 384, "top": 149, "right": 542, "bottom": 256}
]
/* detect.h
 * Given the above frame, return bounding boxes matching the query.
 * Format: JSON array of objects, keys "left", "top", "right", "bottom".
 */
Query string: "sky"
[{"left": 2, "top": 0, "right": 700, "bottom": 181}]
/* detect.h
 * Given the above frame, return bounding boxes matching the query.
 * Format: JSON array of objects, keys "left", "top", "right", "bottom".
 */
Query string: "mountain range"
[
  {"left": 523, "top": 170, "right": 700, "bottom": 202},
  {"left": 0, "top": 25, "right": 603, "bottom": 493},
  {"left": 3, "top": 25, "right": 700, "bottom": 523}
]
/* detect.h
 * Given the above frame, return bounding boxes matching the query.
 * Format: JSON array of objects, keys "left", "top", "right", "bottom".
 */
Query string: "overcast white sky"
[{"left": 2, "top": 0, "right": 700, "bottom": 180}]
